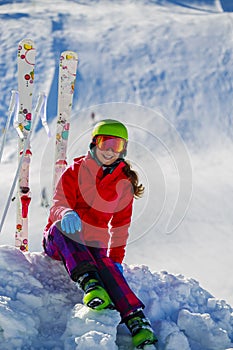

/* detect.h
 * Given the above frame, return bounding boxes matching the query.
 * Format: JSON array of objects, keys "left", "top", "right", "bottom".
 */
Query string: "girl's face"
[{"left": 95, "top": 147, "right": 120, "bottom": 165}]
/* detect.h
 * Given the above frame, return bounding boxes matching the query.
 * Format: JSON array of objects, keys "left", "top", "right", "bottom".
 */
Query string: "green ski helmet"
[
  {"left": 92, "top": 119, "right": 128, "bottom": 141},
  {"left": 90, "top": 119, "right": 128, "bottom": 158}
]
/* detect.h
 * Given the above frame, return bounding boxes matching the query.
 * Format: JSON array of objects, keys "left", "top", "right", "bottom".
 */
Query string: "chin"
[
  {"left": 102, "top": 156, "right": 115, "bottom": 164},
  {"left": 103, "top": 160, "right": 114, "bottom": 165}
]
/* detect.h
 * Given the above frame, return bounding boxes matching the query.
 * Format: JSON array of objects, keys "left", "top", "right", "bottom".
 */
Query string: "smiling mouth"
[{"left": 103, "top": 154, "right": 114, "bottom": 160}]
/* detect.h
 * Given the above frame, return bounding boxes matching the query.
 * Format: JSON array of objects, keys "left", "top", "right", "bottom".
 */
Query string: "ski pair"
[
  {"left": 15, "top": 39, "right": 78, "bottom": 251},
  {"left": 0, "top": 39, "right": 78, "bottom": 252},
  {"left": 78, "top": 272, "right": 157, "bottom": 349}
]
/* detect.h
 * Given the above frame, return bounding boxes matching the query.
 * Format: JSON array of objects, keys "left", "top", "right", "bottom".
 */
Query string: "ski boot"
[
  {"left": 77, "top": 272, "right": 113, "bottom": 311},
  {"left": 125, "top": 309, "right": 158, "bottom": 349}
]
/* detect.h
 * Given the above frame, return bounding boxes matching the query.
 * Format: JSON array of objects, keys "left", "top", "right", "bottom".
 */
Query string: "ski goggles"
[{"left": 95, "top": 135, "right": 126, "bottom": 153}]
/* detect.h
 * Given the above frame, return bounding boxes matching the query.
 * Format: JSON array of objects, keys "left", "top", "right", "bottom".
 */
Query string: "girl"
[{"left": 43, "top": 119, "right": 157, "bottom": 348}]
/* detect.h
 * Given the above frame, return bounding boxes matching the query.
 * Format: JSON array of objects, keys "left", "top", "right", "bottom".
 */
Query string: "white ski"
[
  {"left": 0, "top": 93, "right": 46, "bottom": 236},
  {"left": 53, "top": 51, "right": 78, "bottom": 194},
  {"left": 15, "top": 38, "right": 36, "bottom": 252}
]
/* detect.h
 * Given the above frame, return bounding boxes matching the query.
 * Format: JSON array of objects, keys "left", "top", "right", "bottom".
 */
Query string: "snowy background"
[{"left": 0, "top": 0, "right": 233, "bottom": 349}]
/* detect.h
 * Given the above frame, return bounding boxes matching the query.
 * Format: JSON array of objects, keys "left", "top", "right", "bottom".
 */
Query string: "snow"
[
  {"left": 1, "top": 0, "right": 233, "bottom": 348},
  {"left": 0, "top": 245, "right": 232, "bottom": 350}
]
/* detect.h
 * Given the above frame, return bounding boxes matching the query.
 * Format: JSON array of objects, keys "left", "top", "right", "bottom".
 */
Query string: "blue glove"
[
  {"left": 115, "top": 262, "right": 123, "bottom": 274},
  {"left": 61, "top": 211, "right": 82, "bottom": 234}
]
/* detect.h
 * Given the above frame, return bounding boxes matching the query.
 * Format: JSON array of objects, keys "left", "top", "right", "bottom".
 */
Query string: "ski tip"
[
  {"left": 18, "top": 38, "right": 35, "bottom": 49},
  {"left": 60, "top": 51, "right": 78, "bottom": 61}
]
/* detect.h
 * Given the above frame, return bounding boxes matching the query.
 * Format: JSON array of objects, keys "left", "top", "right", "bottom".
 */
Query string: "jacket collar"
[{"left": 85, "top": 151, "right": 126, "bottom": 180}]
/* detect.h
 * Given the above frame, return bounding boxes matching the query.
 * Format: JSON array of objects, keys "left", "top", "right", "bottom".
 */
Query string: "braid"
[{"left": 123, "top": 161, "right": 145, "bottom": 199}]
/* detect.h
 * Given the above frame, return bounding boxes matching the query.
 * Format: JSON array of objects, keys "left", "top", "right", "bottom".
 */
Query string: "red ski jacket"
[{"left": 44, "top": 153, "right": 134, "bottom": 263}]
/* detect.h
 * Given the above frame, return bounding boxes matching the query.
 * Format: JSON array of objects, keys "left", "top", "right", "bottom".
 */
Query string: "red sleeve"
[
  {"left": 49, "top": 163, "right": 79, "bottom": 223},
  {"left": 108, "top": 181, "right": 134, "bottom": 263}
]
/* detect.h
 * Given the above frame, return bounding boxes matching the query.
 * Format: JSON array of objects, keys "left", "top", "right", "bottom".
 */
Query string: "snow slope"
[{"left": 0, "top": 245, "right": 233, "bottom": 350}]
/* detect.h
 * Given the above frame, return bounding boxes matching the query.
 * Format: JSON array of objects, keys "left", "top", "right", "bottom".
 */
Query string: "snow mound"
[
  {"left": 63, "top": 304, "right": 120, "bottom": 350},
  {"left": 0, "top": 245, "right": 232, "bottom": 350}
]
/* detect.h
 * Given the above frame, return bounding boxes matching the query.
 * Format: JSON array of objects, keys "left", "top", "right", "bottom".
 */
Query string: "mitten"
[
  {"left": 115, "top": 262, "right": 123, "bottom": 274},
  {"left": 61, "top": 211, "right": 82, "bottom": 234}
]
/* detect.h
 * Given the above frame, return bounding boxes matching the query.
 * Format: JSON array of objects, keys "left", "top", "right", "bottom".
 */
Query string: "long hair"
[{"left": 123, "top": 160, "right": 145, "bottom": 199}]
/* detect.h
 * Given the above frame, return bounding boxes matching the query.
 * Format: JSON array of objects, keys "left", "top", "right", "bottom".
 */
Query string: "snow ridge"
[{"left": 0, "top": 245, "right": 232, "bottom": 350}]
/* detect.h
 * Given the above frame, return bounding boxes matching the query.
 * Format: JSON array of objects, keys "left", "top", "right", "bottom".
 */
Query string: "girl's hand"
[
  {"left": 61, "top": 211, "right": 82, "bottom": 234},
  {"left": 115, "top": 262, "right": 123, "bottom": 274}
]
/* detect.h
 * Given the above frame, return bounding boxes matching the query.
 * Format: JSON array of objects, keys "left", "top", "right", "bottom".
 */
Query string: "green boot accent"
[
  {"left": 83, "top": 283, "right": 112, "bottom": 310},
  {"left": 83, "top": 278, "right": 112, "bottom": 310},
  {"left": 125, "top": 310, "right": 158, "bottom": 349},
  {"left": 132, "top": 328, "right": 157, "bottom": 349}
]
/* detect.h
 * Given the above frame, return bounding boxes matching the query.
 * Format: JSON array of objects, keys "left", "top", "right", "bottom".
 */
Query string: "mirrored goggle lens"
[{"left": 96, "top": 135, "right": 126, "bottom": 153}]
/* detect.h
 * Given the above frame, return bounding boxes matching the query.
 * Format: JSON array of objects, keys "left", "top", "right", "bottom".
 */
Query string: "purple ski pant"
[{"left": 43, "top": 223, "right": 144, "bottom": 320}]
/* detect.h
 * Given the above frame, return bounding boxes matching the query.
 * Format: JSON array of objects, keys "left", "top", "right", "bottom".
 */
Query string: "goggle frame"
[{"left": 95, "top": 135, "right": 127, "bottom": 153}]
